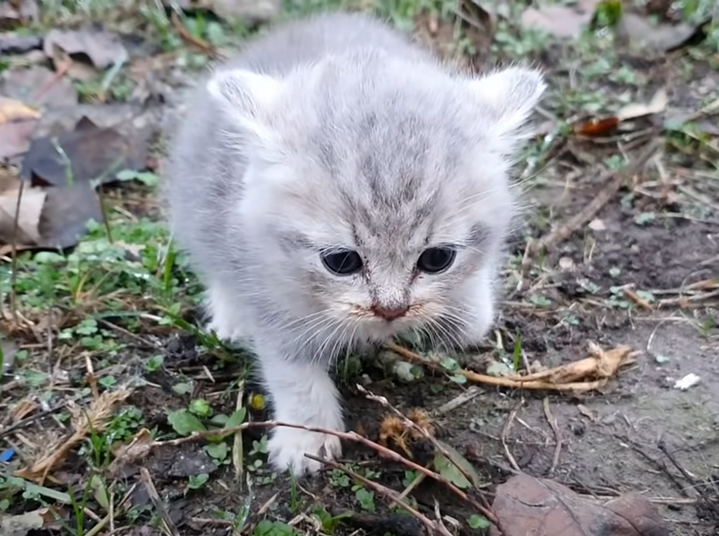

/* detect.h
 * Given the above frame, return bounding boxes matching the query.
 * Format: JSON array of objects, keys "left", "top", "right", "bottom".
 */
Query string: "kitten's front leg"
[{"left": 256, "top": 343, "right": 344, "bottom": 476}]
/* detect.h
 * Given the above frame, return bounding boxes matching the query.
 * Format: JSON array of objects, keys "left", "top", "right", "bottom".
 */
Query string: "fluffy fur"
[{"left": 166, "top": 11, "right": 545, "bottom": 476}]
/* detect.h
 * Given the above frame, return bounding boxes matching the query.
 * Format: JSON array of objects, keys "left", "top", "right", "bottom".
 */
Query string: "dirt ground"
[{"left": 1, "top": 1, "right": 718, "bottom": 536}]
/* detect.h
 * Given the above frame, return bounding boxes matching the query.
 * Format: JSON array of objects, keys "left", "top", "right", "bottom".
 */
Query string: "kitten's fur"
[{"left": 166, "top": 11, "right": 545, "bottom": 476}]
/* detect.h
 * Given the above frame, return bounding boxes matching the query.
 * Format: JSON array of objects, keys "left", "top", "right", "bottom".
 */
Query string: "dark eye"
[
  {"left": 416, "top": 247, "right": 456, "bottom": 274},
  {"left": 321, "top": 249, "right": 364, "bottom": 276}
]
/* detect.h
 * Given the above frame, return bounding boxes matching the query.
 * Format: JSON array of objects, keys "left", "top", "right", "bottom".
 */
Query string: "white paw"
[
  {"left": 206, "top": 316, "right": 249, "bottom": 343},
  {"left": 268, "top": 427, "right": 342, "bottom": 477}
]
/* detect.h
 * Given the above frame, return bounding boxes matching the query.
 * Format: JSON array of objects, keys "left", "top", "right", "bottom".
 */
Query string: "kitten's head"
[{"left": 207, "top": 49, "right": 545, "bottom": 344}]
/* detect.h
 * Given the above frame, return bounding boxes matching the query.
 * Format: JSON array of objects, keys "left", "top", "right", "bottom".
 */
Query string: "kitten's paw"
[
  {"left": 206, "top": 317, "right": 248, "bottom": 343},
  {"left": 268, "top": 427, "right": 342, "bottom": 477}
]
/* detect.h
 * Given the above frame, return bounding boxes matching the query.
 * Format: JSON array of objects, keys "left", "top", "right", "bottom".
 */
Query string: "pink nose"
[{"left": 371, "top": 304, "right": 409, "bottom": 321}]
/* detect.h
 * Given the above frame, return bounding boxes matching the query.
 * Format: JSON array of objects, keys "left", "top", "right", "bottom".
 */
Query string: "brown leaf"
[
  {"left": 0, "top": 509, "right": 53, "bottom": 536},
  {"left": 21, "top": 115, "right": 144, "bottom": 188},
  {"left": 0, "top": 0, "right": 38, "bottom": 29},
  {"left": 616, "top": 88, "right": 668, "bottom": 122},
  {"left": 0, "top": 96, "right": 40, "bottom": 161},
  {"left": 490, "top": 474, "right": 670, "bottom": 536},
  {"left": 13, "top": 111, "right": 150, "bottom": 249},
  {"left": 521, "top": 0, "right": 602, "bottom": 39},
  {"left": 0, "top": 34, "right": 42, "bottom": 54},
  {"left": 0, "top": 66, "right": 77, "bottom": 107},
  {"left": 174, "top": 0, "right": 280, "bottom": 24},
  {"left": 43, "top": 28, "right": 128, "bottom": 71},
  {"left": 0, "top": 173, "right": 46, "bottom": 246},
  {"left": 616, "top": 13, "right": 702, "bottom": 52}
]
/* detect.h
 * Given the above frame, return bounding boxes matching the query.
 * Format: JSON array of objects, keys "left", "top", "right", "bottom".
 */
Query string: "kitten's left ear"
[
  {"left": 206, "top": 68, "right": 282, "bottom": 142},
  {"left": 467, "top": 66, "right": 546, "bottom": 140}
]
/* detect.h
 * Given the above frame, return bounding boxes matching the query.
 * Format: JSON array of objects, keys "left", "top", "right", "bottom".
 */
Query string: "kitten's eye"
[
  {"left": 416, "top": 247, "right": 456, "bottom": 274},
  {"left": 321, "top": 249, "right": 364, "bottom": 276}
]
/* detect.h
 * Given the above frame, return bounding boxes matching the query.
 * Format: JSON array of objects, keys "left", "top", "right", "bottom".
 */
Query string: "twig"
[
  {"left": 304, "top": 453, "right": 453, "bottom": 536},
  {"left": 0, "top": 403, "right": 67, "bottom": 439},
  {"left": 521, "top": 137, "right": 661, "bottom": 274},
  {"left": 386, "top": 342, "right": 635, "bottom": 394},
  {"left": 32, "top": 59, "right": 72, "bottom": 102},
  {"left": 114, "top": 419, "right": 499, "bottom": 526},
  {"left": 501, "top": 400, "right": 522, "bottom": 472},
  {"left": 9, "top": 179, "right": 25, "bottom": 323},
  {"left": 542, "top": 397, "right": 562, "bottom": 477},
  {"left": 623, "top": 288, "right": 653, "bottom": 311},
  {"left": 139, "top": 467, "right": 181, "bottom": 536},
  {"left": 232, "top": 381, "right": 245, "bottom": 482},
  {"left": 169, "top": 10, "right": 220, "bottom": 57}
]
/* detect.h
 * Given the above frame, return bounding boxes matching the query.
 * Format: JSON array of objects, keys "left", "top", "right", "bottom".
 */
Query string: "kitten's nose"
[{"left": 371, "top": 304, "right": 409, "bottom": 321}]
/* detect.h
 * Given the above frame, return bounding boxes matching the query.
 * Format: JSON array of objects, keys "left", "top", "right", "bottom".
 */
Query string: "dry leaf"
[
  {"left": 0, "top": 96, "right": 40, "bottom": 161},
  {"left": 521, "top": 0, "right": 601, "bottom": 38},
  {"left": 44, "top": 28, "right": 128, "bottom": 71},
  {"left": 491, "top": 474, "right": 670, "bottom": 536},
  {"left": 616, "top": 88, "right": 668, "bottom": 122},
  {"left": 616, "top": 12, "right": 701, "bottom": 52},
  {"left": 0, "top": 34, "right": 42, "bottom": 54},
  {"left": 16, "top": 388, "right": 131, "bottom": 482},
  {"left": 0, "top": 175, "right": 47, "bottom": 246},
  {"left": 171, "top": 0, "right": 280, "bottom": 24},
  {"left": 0, "top": 509, "right": 52, "bottom": 536},
  {"left": 0, "top": 66, "right": 77, "bottom": 107}
]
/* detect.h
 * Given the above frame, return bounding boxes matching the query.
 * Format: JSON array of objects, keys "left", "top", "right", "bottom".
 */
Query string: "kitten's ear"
[
  {"left": 206, "top": 69, "right": 282, "bottom": 140},
  {"left": 467, "top": 66, "right": 546, "bottom": 140}
]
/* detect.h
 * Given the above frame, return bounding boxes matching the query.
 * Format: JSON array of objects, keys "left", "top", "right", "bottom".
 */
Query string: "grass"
[{"left": 1, "top": 0, "right": 718, "bottom": 535}]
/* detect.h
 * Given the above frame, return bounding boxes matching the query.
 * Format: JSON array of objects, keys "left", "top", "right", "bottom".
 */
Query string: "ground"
[{"left": 0, "top": 1, "right": 718, "bottom": 536}]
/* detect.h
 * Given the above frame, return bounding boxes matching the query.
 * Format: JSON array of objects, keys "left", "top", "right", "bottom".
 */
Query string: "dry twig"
[
  {"left": 112, "top": 419, "right": 499, "bottom": 526},
  {"left": 386, "top": 341, "right": 636, "bottom": 394},
  {"left": 521, "top": 137, "right": 661, "bottom": 274}
]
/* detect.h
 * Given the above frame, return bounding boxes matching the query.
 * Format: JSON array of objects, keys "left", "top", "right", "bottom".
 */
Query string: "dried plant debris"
[{"left": 15, "top": 388, "right": 131, "bottom": 483}]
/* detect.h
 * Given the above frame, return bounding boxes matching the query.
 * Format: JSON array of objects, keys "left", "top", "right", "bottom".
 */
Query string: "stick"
[
  {"left": 113, "top": 419, "right": 499, "bottom": 526},
  {"left": 521, "top": 138, "right": 661, "bottom": 273}
]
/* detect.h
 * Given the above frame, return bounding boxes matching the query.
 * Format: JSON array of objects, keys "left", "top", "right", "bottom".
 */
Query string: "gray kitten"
[{"left": 166, "top": 11, "right": 545, "bottom": 476}]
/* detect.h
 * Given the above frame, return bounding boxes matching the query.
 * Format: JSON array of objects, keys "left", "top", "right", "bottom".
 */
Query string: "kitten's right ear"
[{"left": 206, "top": 69, "right": 282, "bottom": 141}]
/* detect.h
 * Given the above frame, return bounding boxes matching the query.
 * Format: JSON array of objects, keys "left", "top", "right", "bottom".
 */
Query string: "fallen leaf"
[
  {"left": 14, "top": 114, "right": 150, "bottom": 249},
  {"left": 616, "top": 88, "right": 668, "bottom": 121},
  {"left": 490, "top": 474, "right": 670, "bottom": 536},
  {"left": 0, "top": 173, "right": 47, "bottom": 246},
  {"left": 0, "top": 0, "right": 38, "bottom": 29},
  {"left": 0, "top": 96, "right": 41, "bottom": 161},
  {"left": 44, "top": 28, "right": 128, "bottom": 71},
  {"left": 21, "top": 114, "right": 149, "bottom": 187},
  {"left": 434, "top": 440, "right": 482, "bottom": 488},
  {"left": 173, "top": 0, "right": 280, "bottom": 24},
  {"left": 0, "top": 34, "right": 42, "bottom": 54},
  {"left": 0, "top": 509, "right": 48, "bottom": 536},
  {"left": 616, "top": 12, "right": 702, "bottom": 52},
  {"left": 0, "top": 66, "right": 77, "bottom": 107},
  {"left": 521, "top": 0, "right": 602, "bottom": 38}
]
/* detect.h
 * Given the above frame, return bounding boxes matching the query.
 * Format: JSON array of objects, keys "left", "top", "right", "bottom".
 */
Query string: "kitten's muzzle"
[{"left": 370, "top": 303, "right": 409, "bottom": 321}]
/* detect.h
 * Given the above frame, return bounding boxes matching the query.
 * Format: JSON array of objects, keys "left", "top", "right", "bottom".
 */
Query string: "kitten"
[{"left": 166, "top": 11, "right": 545, "bottom": 476}]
